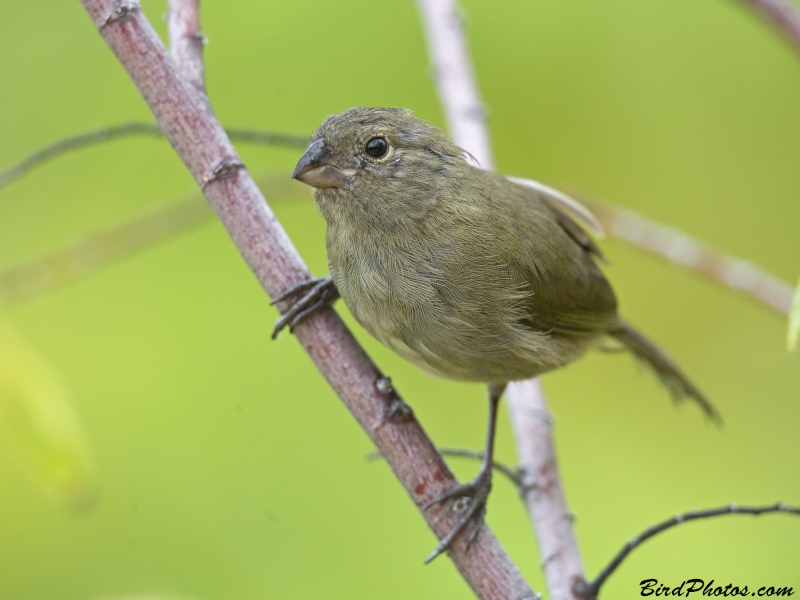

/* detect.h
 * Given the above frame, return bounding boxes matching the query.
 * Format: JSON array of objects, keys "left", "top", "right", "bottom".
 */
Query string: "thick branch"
[
  {"left": 576, "top": 502, "right": 800, "bottom": 598},
  {"left": 416, "top": 1, "right": 584, "bottom": 599},
  {"left": 77, "top": 2, "right": 533, "bottom": 598},
  {"left": 168, "top": 0, "right": 205, "bottom": 92},
  {"left": 735, "top": 0, "right": 800, "bottom": 56}
]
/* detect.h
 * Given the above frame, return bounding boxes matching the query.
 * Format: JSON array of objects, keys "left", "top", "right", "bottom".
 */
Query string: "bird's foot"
[
  {"left": 423, "top": 469, "right": 492, "bottom": 563},
  {"left": 271, "top": 276, "right": 339, "bottom": 339}
]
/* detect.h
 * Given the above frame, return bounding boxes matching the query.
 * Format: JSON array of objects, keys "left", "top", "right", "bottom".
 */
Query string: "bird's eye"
[{"left": 365, "top": 137, "right": 389, "bottom": 159}]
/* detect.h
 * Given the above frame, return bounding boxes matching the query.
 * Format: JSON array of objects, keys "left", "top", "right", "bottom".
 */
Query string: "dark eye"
[{"left": 365, "top": 137, "right": 388, "bottom": 159}]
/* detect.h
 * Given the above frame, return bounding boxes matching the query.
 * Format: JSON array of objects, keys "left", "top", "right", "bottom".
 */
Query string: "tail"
[{"left": 608, "top": 320, "right": 721, "bottom": 423}]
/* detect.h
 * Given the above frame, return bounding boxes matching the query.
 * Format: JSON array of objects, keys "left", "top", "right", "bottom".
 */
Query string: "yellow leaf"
[
  {"left": 789, "top": 277, "right": 800, "bottom": 352},
  {"left": 0, "top": 319, "right": 96, "bottom": 512}
]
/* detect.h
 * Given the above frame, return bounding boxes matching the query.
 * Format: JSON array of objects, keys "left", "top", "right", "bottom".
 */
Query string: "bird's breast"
[{"left": 324, "top": 222, "right": 575, "bottom": 383}]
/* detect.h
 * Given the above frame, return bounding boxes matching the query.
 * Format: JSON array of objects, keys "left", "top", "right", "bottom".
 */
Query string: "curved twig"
[
  {"left": 437, "top": 448, "right": 524, "bottom": 487},
  {"left": 0, "top": 123, "right": 308, "bottom": 193},
  {"left": 0, "top": 123, "right": 161, "bottom": 191},
  {"left": 575, "top": 502, "right": 800, "bottom": 598}
]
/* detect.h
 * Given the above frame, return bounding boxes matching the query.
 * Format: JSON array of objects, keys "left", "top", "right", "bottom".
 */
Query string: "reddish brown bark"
[{"left": 78, "top": 1, "right": 534, "bottom": 598}]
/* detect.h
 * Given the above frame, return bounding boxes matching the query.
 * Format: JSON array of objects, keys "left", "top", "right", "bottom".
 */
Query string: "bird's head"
[{"left": 292, "top": 107, "right": 470, "bottom": 224}]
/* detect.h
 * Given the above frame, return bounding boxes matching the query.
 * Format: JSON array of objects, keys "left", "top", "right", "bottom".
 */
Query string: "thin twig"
[
  {"left": 168, "top": 0, "right": 205, "bottom": 92},
  {"left": 416, "top": 1, "right": 584, "bottom": 599},
  {"left": 367, "top": 447, "right": 524, "bottom": 487},
  {"left": 438, "top": 448, "right": 524, "bottom": 487},
  {"left": 224, "top": 127, "right": 310, "bottom": 148},
  {"left": 0, "top": 123, "right": 308, "bottom": 194},
  {"left": 0, "top": 123, "right": 161, "bottom": 191},
  {"left": 1, "top": 124, "right": 790, "bottom": 325},
  {"left": 3, "top": 124, "right": 793, "bottom": 326},
  {"left": 734, "top": 0, "right": 800, "bottom": 56},
  {"left": 78, "top": 2, "right": 533, "bottom": 598},
  {"left": 585, "top": 201, "right": 793, "bottom": 316},
  {"left": 575, "top": 502, "right": 800, "bottom": 598}
]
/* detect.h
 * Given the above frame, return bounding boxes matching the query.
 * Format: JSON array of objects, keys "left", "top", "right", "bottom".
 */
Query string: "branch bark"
[
  {"left": 416, "top": 0, "right": 492, "bottom": 168},
  {"left": 168, "top": 0, "right": 205, "bottom": 92},
  {"left": 507, "top": 381, "right": 587, "bottom": 600},
  {"left": 585, "top": 200, "right": 793, "bottom": 316},
  {"left": 415, "top": 1, "right": 585, "bottom": 599},
  {"left": 735, "top": 0, "right": 800, "bottom": 56},
  {"left": 77, "top": 2, "right": 533, "bottom": 598}
]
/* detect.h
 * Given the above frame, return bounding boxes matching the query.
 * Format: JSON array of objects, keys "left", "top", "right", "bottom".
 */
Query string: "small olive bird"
[{"left": 273, "top": 107, "right": 717, "bottom": 562}]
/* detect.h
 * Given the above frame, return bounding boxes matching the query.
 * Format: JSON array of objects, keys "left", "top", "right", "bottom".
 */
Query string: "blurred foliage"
[
  {"left": 0, "top": 318, "right": 96, "bottom": 511},
  {"left": 0, "top": 0, "right": 798, "bottom": 599},
  {"left": 788, "top": 277, "right": 800, "bottom": 351}
]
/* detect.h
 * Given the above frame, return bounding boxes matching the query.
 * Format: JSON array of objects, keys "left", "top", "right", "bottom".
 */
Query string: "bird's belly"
[{"left": 331, "top": 260, "right": 591, "bottom": 384}]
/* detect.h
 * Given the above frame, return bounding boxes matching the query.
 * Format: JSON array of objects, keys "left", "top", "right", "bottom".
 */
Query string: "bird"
[{"left": 272, "top": 106, "right": 718, "bottom": 562}]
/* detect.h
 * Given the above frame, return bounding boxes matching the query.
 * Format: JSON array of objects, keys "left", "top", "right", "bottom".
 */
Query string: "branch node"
[
  {"left": 387, "top": 396, "right": 413, "bottom": 421},
  {"left": 190, "top": 30, "right": 208, "bottom": 47},
  {"left": 539, "top": 551, "right": 557, "bottom": 568},
  {"left": 518, "top": 470, "right": 537, "bottom": 495},
  {"left": 573, "top": 578, "right": 597, "bottom": 600},
  {"left": 202, "top": 159, "right": 245, "bottom": 187},
  {"left": 529, "top": 407, "right": 555, "bottom": 424},
  {"left": 102, "top": 1, "right": 140, "bottom": 27},
  {"left": 373, "top": 375, "right": 413, "bottom": 420},
  {"left": 376, "top": 376, "right": 394, "bottom": 395}
]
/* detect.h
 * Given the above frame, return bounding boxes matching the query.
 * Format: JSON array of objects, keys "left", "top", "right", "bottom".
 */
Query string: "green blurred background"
[{"left": 1, "top": 0, "right": 798, "bottom": 598}]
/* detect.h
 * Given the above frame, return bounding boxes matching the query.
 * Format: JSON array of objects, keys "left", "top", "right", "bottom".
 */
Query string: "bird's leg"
[
  {"left": 271, "top": 276, "right": 340, "bottom": 339},
  {"left": 423, "top": 382, "right": 506, "bottom": 563}
]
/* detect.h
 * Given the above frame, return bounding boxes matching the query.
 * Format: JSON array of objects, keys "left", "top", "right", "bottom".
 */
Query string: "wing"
[
  {"left": 495, "top": 174, "right": 619, "bottom": 338},
  {"left": 505, "top": 175, "right": 606, "bottom": 262}
]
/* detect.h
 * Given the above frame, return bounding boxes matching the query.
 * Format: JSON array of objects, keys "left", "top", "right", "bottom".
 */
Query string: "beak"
[{"left": 292, "top": 138, "right": 353, "bottom": 189}]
